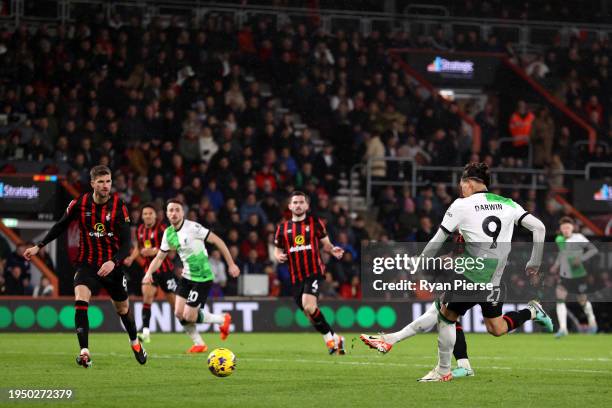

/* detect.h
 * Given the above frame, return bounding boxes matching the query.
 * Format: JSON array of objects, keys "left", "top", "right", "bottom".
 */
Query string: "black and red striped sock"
[
  {"left": 309, "top": 308, "right": 333, "bottom": 335},
  {"left": 142, "top": 303, "right": 152, "bottom": 329},
  {"left": 453, "top": 324, "right": 468, "bottom": 360},
  {"left": 74, "top": 301, "right": 89, "bottom": 349},
  {"left": 503, "top": 309, "right": 532, "bottom": 332},
  {"left": 119, "top": 310, "right": 138, "bottom": 342}
]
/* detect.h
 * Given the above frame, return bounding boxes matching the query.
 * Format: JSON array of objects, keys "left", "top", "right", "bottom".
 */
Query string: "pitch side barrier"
[{"left": 1, "top": 298, "right": 545, "bottom": 333}]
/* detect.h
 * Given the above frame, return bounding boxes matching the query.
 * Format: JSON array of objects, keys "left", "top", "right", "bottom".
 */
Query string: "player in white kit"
[
  {"left": 551, "top": 216, "right": 599, "bottom": 337},
  {"left": 361, "top": 162, "right": 553, "bottom": 381}
]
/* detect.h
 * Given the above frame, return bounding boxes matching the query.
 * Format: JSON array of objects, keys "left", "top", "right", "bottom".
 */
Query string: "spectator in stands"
[
  {"left": 547, "top": 153, "right": 565, "bottom": 189},
  {"left": 364, "top": 131, "right": 386, "bottom": 178},
  {"left": 475, "top": 102, "right": 498, "bottom": 143},
  {"left": 525, "top": 55, "right": 550, "bottom": 80},
  {"left": 530, "top": 106, "right": 555, "bottom": 168},
  {"left": 209, "top": 249, "right": 228, "bottom": 291},
  {"left": 242, "top": 249, "right": 264, "bottom": 275},
  {"left": 428, "top": 129, "right": 458, "bottom": 170},
  {"left": 320, "top": 272, "right": 339, "bottom": 299},
  {"left": 336, "top": 231, "right": 357, "bottom": 261},
  {"left": 540, "top": 199, "right": 561, "bottom": 238},
  {"left": 6, "top": 243, "right": 30, "bottom": 279},
  {"left": 240, "top": 193, "right": 269, "bottom": 224},
  {"left": 508, "top": 100, "right": 535, "bottom": 160},
  {"left": 4, "top": 265, "right": 29, "bottom": 295},
  {"left": 340, "top": 275, "right": 362, "bottom": 299},
  {"left": 415, "top": 216, "right": 435, "bottom": 241},
  {"left": 33, "top": 276, "right": 54, "bottom": 297},
  {"left": 36, "top": 245, "right": 55, "bottom": 272},
  {"left": 240, "top": 231, "right": 267, "bottom": 262}
]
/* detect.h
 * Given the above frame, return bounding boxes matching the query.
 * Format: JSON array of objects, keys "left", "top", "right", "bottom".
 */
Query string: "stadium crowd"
[{"left": 0, "top": 8, "right": 608, "bottom": 298}]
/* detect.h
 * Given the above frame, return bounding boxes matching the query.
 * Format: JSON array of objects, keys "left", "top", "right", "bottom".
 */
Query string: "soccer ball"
[{"left": 207, "top": 348, "right": 236, "bottom": 377}]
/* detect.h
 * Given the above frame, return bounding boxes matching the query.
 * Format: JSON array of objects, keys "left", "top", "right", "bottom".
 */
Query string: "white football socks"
[
  {"left": 184, "top": 323, "right": 204, "bottom": 345},
  {"left": 385, "top": 303, "right": 438, "bottom": 345},
  {"left": 323, "top": 332, "right": 334, "bottom": 343},
  {"left": 582, "top": 301, "right": 597, "bottom": 329},
  {"left": 556, "top": 302, "right": 568, "bottom": 332},
  {"left": 142, "top": 327, "right": 150, "bottom": 336},
  {"left": 203, "top": 311, "right": 225, "bottom": 325},
  {"left": 436, "top": 319, "right": 456, "bottom": 375}
]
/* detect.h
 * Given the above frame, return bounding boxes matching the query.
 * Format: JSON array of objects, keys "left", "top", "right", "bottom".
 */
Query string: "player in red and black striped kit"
[
  {"left": 274, "top": 191, "right": 346, "bottom": 354},
  {"left": 125, "top": 203, "right": 177, "bottom": 343},
  {"left": 24, "top": 165, "right": 146, "bottom": 368}
]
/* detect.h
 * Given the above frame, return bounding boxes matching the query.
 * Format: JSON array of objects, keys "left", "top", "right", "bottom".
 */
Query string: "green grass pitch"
[{"left": 1, "top": 333, "right": 611, "bottom": 407}]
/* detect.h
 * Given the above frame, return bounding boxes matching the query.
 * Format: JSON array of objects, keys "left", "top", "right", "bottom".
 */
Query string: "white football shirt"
[
  {"left": 160, "top": 219, "right": 213, "bottom": 282},
  {"left": 555, "top": 233, "right": 592, "bottom": 279},
  {"left": 440, "top": 191, "right": 529, "bottom": 284}
]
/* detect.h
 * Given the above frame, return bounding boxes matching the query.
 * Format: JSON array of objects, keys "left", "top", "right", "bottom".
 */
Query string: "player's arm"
[
  {"left": 98, "top": 205, "right": 132, "bottom": 276},
  {"left": 273, "top": 224, "right": 288, "bottom": 263},
  {"left": 140, "top": 246, "right": 159, "bottom": 258},
  {"left": 420, "top": 228, "right": 451, "bottom": 258},
  {"left": 24, "top": 198, "right": 79, "bottom": 260},
  {"left": 549, "top": 251, "right": 561, "bottom": 273},
  {"left": 143, "top": 250, "right": 169, "bottom": 282},
  {"left": 143, "top": 227, "right": 172, "bottom": 283},
  {"left": 206, "top": 232, "right": 240, "bottom": 277},
  {"left": 315, "top": 218, "right": 344, "bottom": 259},
  {"left": 124, "top": 227, "right": 142, "bottom": 266},
  {"left": 580, "top": 238, "right": 598, "bottom": 263},
  {"left": 518, "top": 212, "right": 545, "bottom": 284},
  {"left": 420, "top": 200, "right": 460, "bottom": 260},
  {"left": 320, "top": 236, "right": 344, "bottom": 259},
  {"left": 274, "top": 246, "right": 288, "bottom": 263},
  {"left": 123, "top": 244, "right": 139, "bottom": 266}
]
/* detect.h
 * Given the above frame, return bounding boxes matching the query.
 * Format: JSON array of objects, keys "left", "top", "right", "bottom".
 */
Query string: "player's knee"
[
  {"left": 487, "top": 325, "right": 506, "bottom": 337},
  {"left": 115, "top": 304, "right": 129, "bottom": 315},
  {"left": 303, "top": 304, "right": 317, "bottom": 316}
]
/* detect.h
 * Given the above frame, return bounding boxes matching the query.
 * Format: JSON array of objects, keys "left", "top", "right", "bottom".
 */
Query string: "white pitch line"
[
  {"left": 240, "top": 357, "right": 610, "bottom": 375},
  {"left": 2, "top": 351, "right": 611, "bottom": 375}
]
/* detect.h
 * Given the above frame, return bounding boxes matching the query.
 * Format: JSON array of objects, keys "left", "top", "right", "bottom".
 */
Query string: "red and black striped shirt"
[
  {"left": 40, "top": 192, "right": 132, "bottom": 268},
  {"left": 136, "top": 221, "right": 174, "bottom": 273},
  {"left": 274, "top": 215, "right": 327, "bottom": 284}
]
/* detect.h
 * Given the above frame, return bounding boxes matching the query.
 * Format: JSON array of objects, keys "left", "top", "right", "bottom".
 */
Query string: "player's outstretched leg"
[
  {"left": 361, "top": 301, "right": 438, "bottom": 354},
  {"left": 75, "top": 300, "right": 92, "bottom": 368},
  {"left": 451, "top": 323, "right": 474, "bottom": 378},
  {"left": 194, "top": 309, "right": 233, "bottom": 341},
  {"left": 116, "top": 301, "right": 147, "bottom": 365},
  {"left": 528, "top": 300, "right": 553, "bottom": 332},
  {"left": 555, "top": 302, "right": 569, "bottom": 338},
  {"left": 501, "top": 300, "right": 553, "bottom": 333}
]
